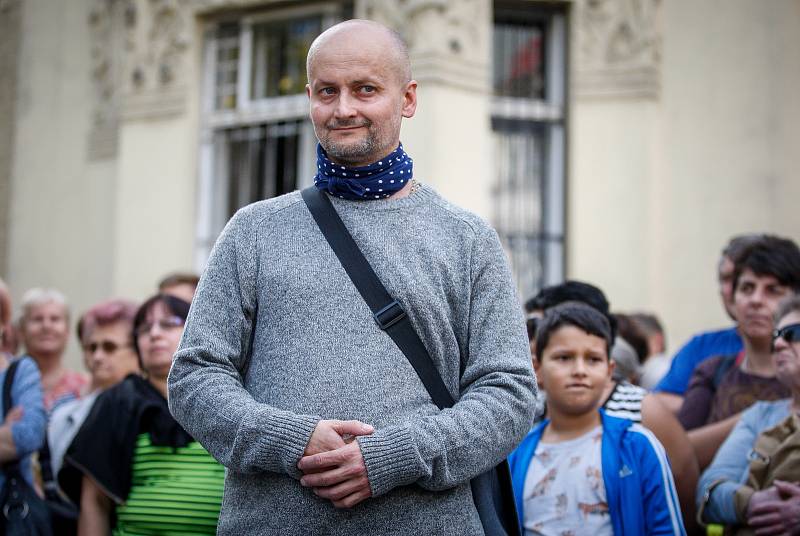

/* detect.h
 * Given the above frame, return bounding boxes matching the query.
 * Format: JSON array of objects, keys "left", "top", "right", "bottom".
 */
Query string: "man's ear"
[
  {"left": 306, "top": 84, "right": 311, "bottom": 99},
  {"left": 401, "top": 80, "right": 418, "bottom": 118}
]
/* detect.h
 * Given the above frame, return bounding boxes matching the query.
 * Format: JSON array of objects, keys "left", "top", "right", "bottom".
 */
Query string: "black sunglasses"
[
  {"left": 84, "top": 340, "right": 131, "bottom": 355},
  {"left": 773, "top": 323, "right": 800, "bottom": 346}
]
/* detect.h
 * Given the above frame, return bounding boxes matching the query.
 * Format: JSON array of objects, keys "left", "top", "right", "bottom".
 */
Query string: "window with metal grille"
[
  {"left": 492, "top": 3, "right": 567, "bottom": 300},
  {"left": 196, "top": 4, "right": 351, "bottom": 267}
]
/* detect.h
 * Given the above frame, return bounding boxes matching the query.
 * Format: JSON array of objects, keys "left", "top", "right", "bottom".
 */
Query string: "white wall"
[
  {"left": 112, "top": 115, "right": 198, "bottom": 300},
  {"left": 8, "top": 0, "right": 117, "bottom": 368},
  {"left": 402, "top": 84, "right": 494, "bottom": 219},
  {"left": 569, "top": 0, "right": 800, "bottom": 351}
]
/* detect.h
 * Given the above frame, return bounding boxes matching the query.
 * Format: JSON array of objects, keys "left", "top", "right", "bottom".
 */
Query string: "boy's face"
[{"left": 534, "top": 325, "right": 614, "bottom": 416}]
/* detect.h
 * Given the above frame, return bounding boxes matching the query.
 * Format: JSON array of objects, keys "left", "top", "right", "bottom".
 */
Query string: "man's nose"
[{"left": 334, "top": 92, "right": 358, "bottom": 119}]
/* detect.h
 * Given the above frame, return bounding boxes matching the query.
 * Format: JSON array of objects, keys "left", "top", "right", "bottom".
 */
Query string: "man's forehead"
[
  {"left": 307, "top": 22, "right": 408, "bottom": 83},
  {"left": 308, "top": 58, "right": 390, "bottom": 85}
]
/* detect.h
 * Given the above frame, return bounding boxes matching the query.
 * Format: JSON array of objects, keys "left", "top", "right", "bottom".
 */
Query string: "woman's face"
[
  {"left": 21, "top": 301, "right": 69, "bottom": 359},
  {"left": 85, "top": 321, "right": 140, "bottom": 389},
  {"left": 135, "top": 301, "right": 184, "bottom": 380},
  {"left": 773, "top": 310, "right": 800, "bottom": 392},
  {"left": 733, "top": 269, "right": 793, "bottom": 345}
]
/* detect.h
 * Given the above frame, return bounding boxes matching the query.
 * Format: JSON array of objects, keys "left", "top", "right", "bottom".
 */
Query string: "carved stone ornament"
[
  {"left": 119, "top": 0, "right": 193, "bottom": 119},
  {"left": 88, "top": 0, "right": 126, "bottom": 159},
  {"left": 574, "top": 0, "right": 662, "bottom": 99},
  {"left": 357, "top": 0, "right": 491, "bottom": 93}
]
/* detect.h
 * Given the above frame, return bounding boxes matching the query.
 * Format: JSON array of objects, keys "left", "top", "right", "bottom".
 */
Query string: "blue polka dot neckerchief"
[{"left": 313, "top": 143, "right": 413, "bottom": 200}]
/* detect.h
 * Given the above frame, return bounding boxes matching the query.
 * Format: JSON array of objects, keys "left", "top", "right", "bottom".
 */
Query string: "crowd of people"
[
  {"left": 514, "top": 233, "right": 800, "bottom": 535},
  {"left": 1, "top": 232, "right": 798, "bottom": 535},
  {"left": 0, "top": 273, "right": 229, "bottom": 535}
]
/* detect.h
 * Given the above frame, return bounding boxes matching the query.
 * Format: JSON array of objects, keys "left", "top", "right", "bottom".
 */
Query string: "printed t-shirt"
[
  {"left": 655, "top": 327, "right": 742, "bottom": 395},
  {"left": 523, "top": 426, "right": 612, "bottom": 536},
  {"left": 678, "top": 354, "right": 790, "bottom": 430},
  {"left": 46, "top": 369, "right": 89, "bottom": 411}
]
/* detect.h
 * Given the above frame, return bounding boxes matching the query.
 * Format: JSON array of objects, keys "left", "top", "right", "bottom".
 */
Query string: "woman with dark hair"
[{"left": 60, "top": 294, "right": 225, "bottom": 535}]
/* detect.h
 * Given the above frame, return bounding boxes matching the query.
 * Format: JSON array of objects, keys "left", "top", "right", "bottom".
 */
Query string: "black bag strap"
[
  {"left": 39, "top": 431, "right": 60, "bottom": 497},
  {"left": 301, "top": 187, "right": 455, "bottom": 410},
  {"left": 2, "top": 359, "right": 20, "bottom": 419},
  {"left": 2, "top": 359, "right": 22, "bottom": 474}
]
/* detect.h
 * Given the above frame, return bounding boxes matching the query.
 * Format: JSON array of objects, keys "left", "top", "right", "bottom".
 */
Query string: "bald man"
[{"left": 169, "top": 20, "right": 536, "bottom": 535}]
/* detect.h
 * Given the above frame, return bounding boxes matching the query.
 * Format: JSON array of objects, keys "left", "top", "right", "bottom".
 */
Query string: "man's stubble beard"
[
  {"left": 321, "top": 122, "right": 379, "bottom": 165},
  {"left": 317, "top": 114, "right": 401, "bottom": 166}
]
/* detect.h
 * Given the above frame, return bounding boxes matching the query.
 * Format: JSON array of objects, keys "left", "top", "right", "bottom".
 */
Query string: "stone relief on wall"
[
  {"left": 574, "top": 0, "right": 662, "bottom": 98},
  {"left": 121, "top": 0, "right": 192, "bottom": 118},
  {"left": 86, "top": 0, "right": 495, "bottom": 144},
  {"left": 88, "top": 0, "right": 125, "bottom": 159},
  {"left": 358, "top": 0, "right": 490, "bottom": 93}
]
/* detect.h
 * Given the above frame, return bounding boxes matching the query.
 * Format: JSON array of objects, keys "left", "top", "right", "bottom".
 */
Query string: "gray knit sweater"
[{"left": 168, "top": 185, "right": 537, "bottom": 535}]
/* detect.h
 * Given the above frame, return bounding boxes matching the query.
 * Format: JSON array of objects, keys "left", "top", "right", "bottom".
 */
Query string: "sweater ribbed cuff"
[
  {"left": 358, "top": 426, "right": 421, "bottom": 497},
  {"left": 257, "top": 410, "right": 320, "bottom": 479}
]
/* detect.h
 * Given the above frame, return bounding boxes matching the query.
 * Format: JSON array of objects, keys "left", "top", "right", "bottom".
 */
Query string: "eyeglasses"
[
  {"left": 84, "top": 340, "right": 131, "bottom": 355},
  {"left": 773, "top": 323, "right": 800, "bottom": 347},
  {"left": 135, "top": 316, "right": 185, "bottom": 337}
]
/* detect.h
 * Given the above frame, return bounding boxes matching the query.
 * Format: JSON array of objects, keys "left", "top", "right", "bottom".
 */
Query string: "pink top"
[{"left": 44, "top": 370, "right": 89, "bottom": 411}]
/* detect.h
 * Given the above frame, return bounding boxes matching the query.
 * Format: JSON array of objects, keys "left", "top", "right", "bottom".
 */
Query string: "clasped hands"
[
  {"left": 746, "top": 480, "right": 800, "bottom": 536},
  {"left": 298, "top": 419, "right": 374, "bottom": 509}
]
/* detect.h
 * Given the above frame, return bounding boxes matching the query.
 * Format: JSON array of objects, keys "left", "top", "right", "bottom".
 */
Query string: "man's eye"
[
  {"left": 320, "top": 87, "right": 336, "bottom": 96},
  {"left": 360, "top": 85, "right": 376, "bottom": 94}
]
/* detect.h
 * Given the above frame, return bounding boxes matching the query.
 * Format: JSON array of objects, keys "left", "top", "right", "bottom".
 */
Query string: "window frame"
[
  {"left": 195, "top": 3, "right": 345, "bottom": 269},
  {"left": 491, "top": 3, "right": 567, "bottom": 295}
]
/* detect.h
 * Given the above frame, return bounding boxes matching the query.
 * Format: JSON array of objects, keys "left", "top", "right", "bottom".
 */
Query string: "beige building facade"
[{"left": 1, "top": 0, "right": 799, "bottom": 368}]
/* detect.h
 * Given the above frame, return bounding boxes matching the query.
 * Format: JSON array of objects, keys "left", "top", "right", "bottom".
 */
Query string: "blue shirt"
[
  {"left": 0, "top": 357, "right": 47, "bottom": 490},
  {"left": 654, "top": 327, "right": 743, "bottom": 394}
]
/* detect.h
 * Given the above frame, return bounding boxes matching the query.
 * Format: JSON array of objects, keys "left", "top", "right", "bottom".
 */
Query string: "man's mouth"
[{"left": 327, "top": 120, "right": 370, "bottom": 130}]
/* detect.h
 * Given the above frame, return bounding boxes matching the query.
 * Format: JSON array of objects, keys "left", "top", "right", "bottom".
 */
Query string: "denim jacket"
[{"left": 696, "top": 399, "right": 791, "bottom": 524}]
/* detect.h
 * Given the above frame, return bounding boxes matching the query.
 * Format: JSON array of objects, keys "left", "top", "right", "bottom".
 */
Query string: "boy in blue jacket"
[{"left": 509, "top": 302, "right": 685, "bottom": 535}]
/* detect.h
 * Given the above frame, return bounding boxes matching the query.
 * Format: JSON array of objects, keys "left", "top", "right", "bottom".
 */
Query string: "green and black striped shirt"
[{"left": 113, "top": 433, "right": 225, "bottom": 536}]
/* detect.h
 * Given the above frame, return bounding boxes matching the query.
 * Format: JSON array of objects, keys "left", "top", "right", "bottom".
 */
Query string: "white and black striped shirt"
[{"left": 602, "top": 381, "right": 646, "bottom": 422}]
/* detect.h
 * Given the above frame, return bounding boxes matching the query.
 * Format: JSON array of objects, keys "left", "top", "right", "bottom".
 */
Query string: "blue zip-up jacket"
[{"left": 508, "top": 410, "right": 686, "bottom": 535}]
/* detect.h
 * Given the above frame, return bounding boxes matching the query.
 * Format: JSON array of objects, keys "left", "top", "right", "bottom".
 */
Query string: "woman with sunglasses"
[
  {"left": 60, "top": 294, "right": 225, "bottom": 535},
  {"left": 697, "top": 295, "right": 800, "bottom": 533},
  {"left": 48, "top": 299, "right": 140, "bottom": 478}
]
